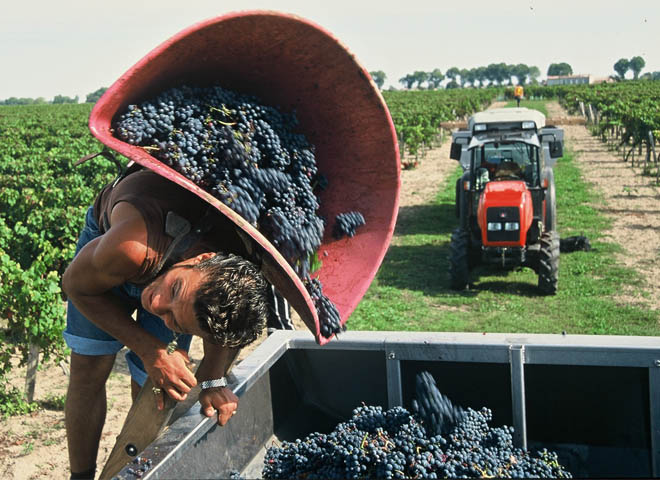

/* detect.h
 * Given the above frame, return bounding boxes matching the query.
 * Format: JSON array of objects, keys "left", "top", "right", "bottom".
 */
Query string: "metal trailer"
[{"left": 111, "top": 330, "right": 660, "bottom": 479}]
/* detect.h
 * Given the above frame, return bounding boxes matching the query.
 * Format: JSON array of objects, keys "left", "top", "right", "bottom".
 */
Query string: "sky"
[{"left": 2, "top": 0, "right": 658, "bottom": 101}]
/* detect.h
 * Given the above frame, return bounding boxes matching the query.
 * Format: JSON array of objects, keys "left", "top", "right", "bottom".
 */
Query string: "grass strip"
[{"left": 505, "top": 99, "right": 549, "bottom": 116}]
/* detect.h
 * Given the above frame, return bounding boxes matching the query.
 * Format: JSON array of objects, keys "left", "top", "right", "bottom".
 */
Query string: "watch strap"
[{"left": 200, "top": 377, "right": 228, "bottom": 389}]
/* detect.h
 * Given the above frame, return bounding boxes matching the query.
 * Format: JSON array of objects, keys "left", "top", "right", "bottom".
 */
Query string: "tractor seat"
[{"left": 493, "top": 161, "right": 523, "bottom": 180}]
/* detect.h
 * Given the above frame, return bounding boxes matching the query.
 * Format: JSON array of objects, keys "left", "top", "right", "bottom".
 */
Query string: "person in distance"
[{"left": 514, "top": 84, "right": 524, "bottom": 107}]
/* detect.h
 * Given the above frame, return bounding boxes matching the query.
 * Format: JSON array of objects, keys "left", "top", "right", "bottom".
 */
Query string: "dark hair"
[{"left": 192, "top": 253, "right": 269, "bottom": 348}]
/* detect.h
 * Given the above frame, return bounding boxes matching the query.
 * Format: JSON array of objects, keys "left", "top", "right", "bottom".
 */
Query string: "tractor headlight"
[
  {"left": 504, "top": 222, "right": 519, "bottom": 231},
  {"left": 521, "top": 121, "right": 536, "bottom": 130},
  {"left": 487, "top": 222, "right": 502, "bottom": 231},
  {"left": 474, "top": 123, "right": 487, "bottom": 132}
]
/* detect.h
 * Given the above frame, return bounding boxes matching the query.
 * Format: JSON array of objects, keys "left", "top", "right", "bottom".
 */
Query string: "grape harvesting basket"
[
  {"left": 111, "top": 330, "right": 660, "bottom": 478},
  {"left": 88, "top": 11, "right": 401, "bottom": 344}
]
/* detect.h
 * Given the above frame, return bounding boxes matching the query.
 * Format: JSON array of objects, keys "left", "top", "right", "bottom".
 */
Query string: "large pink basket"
[{"left": 89, "top": 11, "right": 400, "bottom": 344}]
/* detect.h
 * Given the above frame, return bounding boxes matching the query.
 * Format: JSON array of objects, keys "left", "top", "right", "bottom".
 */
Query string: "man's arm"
[
  {"left": 196, "top": 341, "right": 241, "bottom": 425},
  {"left": 62, "top": 202, "right": 197, "bottom": 401}
]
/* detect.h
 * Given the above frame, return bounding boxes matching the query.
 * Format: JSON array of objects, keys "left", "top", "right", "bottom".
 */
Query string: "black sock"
[{"left": 70, "top": 466, "right": 96, "bottom": 480}]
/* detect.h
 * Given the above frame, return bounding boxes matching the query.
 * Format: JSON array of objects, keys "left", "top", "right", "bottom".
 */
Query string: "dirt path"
[
  {"left": 4, "top": 98, "right": 659, "bottom": 479},
  {"left": 545, "top": 101, "right": 660, "bottom": 311}
]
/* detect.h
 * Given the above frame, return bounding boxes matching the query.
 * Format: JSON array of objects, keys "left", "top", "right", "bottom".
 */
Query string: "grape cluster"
[
  {"left": 304, "top": 276, "right": 344, "bottom": 338},
  {"left": 119, "top": 456, "right": 153, "bottom": 479},
  {"left": 262, "top": 372, "right": 572, "bottom": 479},
  {"left": 113, "top": 85, "right": 358, "bottom": 338},
  {"left": 412, "top": 371, "right": 466, "bottom": 436},
  {"left": 333, "top": 211, "right": 366, "bottom": 239}
]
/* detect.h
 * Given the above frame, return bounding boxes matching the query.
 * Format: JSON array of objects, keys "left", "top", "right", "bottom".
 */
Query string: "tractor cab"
[
  {"left": 470, "top": 133, "right": 541, "bottom": 188},
  {"left": 449, "top": 108, "right": 564, "bottom": 295}
]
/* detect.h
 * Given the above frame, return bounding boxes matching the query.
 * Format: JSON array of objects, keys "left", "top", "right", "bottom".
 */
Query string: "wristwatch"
[{"left": 200, "top": 377, "right": 228, "bottom": 389}]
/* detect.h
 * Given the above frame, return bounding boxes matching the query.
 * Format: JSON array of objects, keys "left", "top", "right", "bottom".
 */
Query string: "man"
[
  {"left": 62, "top": 167, "right": 271, "bottom": 480},
  {"left": 514, "top": 84, "right": 524, "bottom": 107}
]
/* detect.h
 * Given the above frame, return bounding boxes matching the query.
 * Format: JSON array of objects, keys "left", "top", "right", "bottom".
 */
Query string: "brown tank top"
[{"left": 93, "top": 169, "right": 246, "bottom": 285}]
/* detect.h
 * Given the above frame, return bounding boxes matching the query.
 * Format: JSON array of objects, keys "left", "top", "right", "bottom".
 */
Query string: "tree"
[
  {"left": 484, "top": 63, "right": 508, "bottom": 85},
  {"left": 528, "top": 66, "right": 541, "bottom": 84},
  {"left": 86, "top": 87, "right": 108, "bottom": 103},
  {"left": 511, "top": 63, "right": 530, "bottom": 85},
  {"left": 52, "top": 95, "right": 79, "bottom": 104},
  {"left": 445, "top": 67, "right": 461, "bottom": 85},
  {"left": 399, "top": 74, "right": 416, "bottom": 90},
  {"left": 640, "top": 71, "right": 660, "bottom": 81},
  {"left": 613, "top": 58, "right": 630, "bottom": 80},
  {"left": 547, "top": 63, "right": 573, "bottom": 76},
  {"left": 483, "top": 64, "right": 497, "bottom": 85},
  {"left": 629, "top": 56, "right": 646, "bottom": 79},
  {"left": 412, "top": 71, "right": 429, "bottom": 89},
  {"left": 427, "top": 69, "right": 444, "bottom": 89},
  {"left": 1, "top": 97, "right": 45, "bottom": 105},
  {"left": 502, "top": 64, "right": 515, "bottom": 85},
  {"left": 369, "top": 71, "right": 386, "bottom": 90},
  {"left": 497, "top": 63, "right": 510, "bottom": 85},
  {"left": 474, "top": 66, "right": 488, "bottom": 87},
  {"left": 458, "top": 68, "right": 470, "bottom": 87},
  {"left": 464, "top": 68, "right": 479, "bottom": 88}
]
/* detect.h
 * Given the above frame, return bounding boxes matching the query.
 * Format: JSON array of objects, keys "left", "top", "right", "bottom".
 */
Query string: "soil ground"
[
  {"left": 1, "top": 100, "right": 658, "bottom": 479},
  {"left": 544, "top": 101, "right": 660, "bottom": 310}
]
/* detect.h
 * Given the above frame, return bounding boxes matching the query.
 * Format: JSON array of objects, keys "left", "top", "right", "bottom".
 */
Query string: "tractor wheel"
[
  {"left": 449, "top": 228, "right": 470, "bottom": 290},
  {"left": 455, "top": 173, "right": 469, "bottom": 221},
  {"left": 455, "top": 178, "right": 461, "bottom": 218},
  {"left": 543, "top": 168, "right": 557, "bottom": 232},
  {"left": 538, "top": 230, "right": 560, "bottom": 295}
]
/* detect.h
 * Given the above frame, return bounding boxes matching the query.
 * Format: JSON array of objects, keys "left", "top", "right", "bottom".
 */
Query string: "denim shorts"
[{"left": 63, "top": 206, "right": 192, "bottom": 386}]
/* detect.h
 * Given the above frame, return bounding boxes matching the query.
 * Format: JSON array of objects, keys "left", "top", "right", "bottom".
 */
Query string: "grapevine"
[{"left": 0, "top": 104, "right": 117, "bottom": 407}]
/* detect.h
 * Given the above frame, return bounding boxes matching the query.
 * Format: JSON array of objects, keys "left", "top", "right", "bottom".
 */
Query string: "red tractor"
[{"left": 448, "top": 108, "right": 564, "bottom": 294}]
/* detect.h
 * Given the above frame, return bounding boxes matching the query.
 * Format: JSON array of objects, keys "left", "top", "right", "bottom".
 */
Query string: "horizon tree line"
[
  {"left": 371, "top": 63, "right": 548, "bottom": 90},
  {"left": 0, "top": 87, "right": 108, "bottom": 106},
  {"left": 371, "top": 58, "right": 659, "bottom": 90}
]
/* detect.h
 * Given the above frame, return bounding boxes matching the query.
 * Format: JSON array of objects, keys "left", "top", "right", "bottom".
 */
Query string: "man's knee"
[{"left": 69, "top": 353, "right": 116, "bottom": 391}]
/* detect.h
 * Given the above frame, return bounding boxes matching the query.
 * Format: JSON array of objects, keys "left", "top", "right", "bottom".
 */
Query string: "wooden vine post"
[
  {"left": 25, "top": 344, "right": 39, "bottom": 403},
  {"left": 650, "top": 131, "right": 658, "bottom": 184}
]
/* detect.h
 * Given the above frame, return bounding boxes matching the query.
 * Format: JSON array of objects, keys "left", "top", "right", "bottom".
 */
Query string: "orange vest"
[{"left": 514, "top": 85, "right": 524, "bottom": 97}]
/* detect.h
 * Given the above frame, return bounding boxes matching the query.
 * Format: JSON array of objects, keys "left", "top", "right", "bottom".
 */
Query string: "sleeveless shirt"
[{"left": 93, "top": 169, "right": 246, "bottom": 285}]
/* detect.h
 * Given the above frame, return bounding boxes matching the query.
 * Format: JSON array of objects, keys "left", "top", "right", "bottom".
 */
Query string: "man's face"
[{"left": 140, "top": 256, "right": 209, "bottom": 337}]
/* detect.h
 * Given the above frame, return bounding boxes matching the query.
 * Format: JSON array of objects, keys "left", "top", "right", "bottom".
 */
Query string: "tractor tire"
[
  {"left": 455, "top": 178, "right": 461, "bottom": 218},
  {"left": 543, "top": 167, "right": 557, "bottom": 232},
  {"left": 455, "top": 173, "right": 469, "bottom": 221},
  {"left": 538, "top": 230, "right": 560, "bottom": 295},
  {"left": 449, "top": 228, "right": 470, "bottom": 290}
]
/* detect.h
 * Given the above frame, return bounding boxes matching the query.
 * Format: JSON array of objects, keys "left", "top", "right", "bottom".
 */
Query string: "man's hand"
[
  {"left": 199, "top": 387, "right": 239, "bottom": 426},
  {"left": 144, "top": 345, "right": 197, "bottom": 410}
]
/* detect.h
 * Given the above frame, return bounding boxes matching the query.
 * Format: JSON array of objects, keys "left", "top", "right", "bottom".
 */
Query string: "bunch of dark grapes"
[
  {"left": 122, "top": 456, "right": 153, "bottom": 478},
  {"left": 333, "top": 211, "right": 366, "bottom": 239},
  {"left": 262, "top": 372, "right": 572, "bottom": 479},
  {"left": 113, "top": 85, "right": 357, "bottom": 338},
  {"left": 411, "top": 371, "right": 466, "bottom": 436},
  {"left": 304, "top": 276, "right": 344, "bottom": 339}
]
